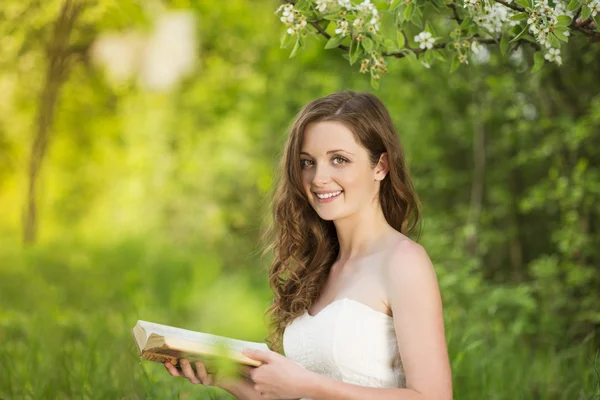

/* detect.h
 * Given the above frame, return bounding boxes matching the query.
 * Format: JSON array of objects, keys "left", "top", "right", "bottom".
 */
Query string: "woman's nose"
[{"left": 312, "top": 164, "right": 331, "bottom": 186}]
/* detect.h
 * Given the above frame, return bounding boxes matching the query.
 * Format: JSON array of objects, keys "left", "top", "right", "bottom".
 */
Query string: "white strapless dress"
[{"left": 283, "top": 298, "right": 406, "bottom": 400}]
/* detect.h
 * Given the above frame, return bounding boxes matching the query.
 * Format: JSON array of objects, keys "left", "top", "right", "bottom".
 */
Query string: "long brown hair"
[{"left": 259, "top": 91, "right": 422, "bottom": 353}]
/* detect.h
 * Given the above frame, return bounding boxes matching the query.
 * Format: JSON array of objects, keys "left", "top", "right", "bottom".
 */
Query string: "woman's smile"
[{"left": 314, "top": 190, "right": 344, "bottom": 203}]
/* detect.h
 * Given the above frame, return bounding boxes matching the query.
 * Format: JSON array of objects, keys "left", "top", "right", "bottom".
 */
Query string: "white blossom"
[
  {"left": 316, "top": 0, "right": 333, "bottom": 13},
  {"left": 544, "top": 47, "right": 562, "bottom": 65},
  {"left": 276, "top": 4, "right": 308, "bottom": 36},
  {"left": 471, "top": 42, "right": 490, "bottom": 64},
  {"left": 277, "top": 4, "right": 295, "bottom": 24},
  {"left": 467, "top": 2, "right": 519, "bottom": 34},
  {"left": 590, "top": 0, "right": 600, "bottom": 17},
  {"left": 335, "top": 19, "right": 349, "bottom": 36},
  {"left": 414, "top": 31, "right": 435, "bottom": 50},
  {"left": 356, "top": 0, "right": 378, "bottom": 14},
  {"left": 338, "top": 0, "right": 352, "bottom": 9}
]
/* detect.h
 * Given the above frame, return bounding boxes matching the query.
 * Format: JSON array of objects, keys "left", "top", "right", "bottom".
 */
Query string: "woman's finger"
[
  {"left": 240, "top": 365, "right": 253, "bottom": 380},
  {"left": 164, "top": 362, "right": 182, "bottom": 377},
  {"left": 179, "top": 358, "right": 202, "bottom": 384},
  {"left": 194, "top": 361, "right": 213, "bottom": 386}
]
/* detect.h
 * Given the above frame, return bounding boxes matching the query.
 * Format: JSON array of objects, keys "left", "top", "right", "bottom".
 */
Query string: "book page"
[{"left": 138, "top": 320, "right": 269, "bottom": 353}]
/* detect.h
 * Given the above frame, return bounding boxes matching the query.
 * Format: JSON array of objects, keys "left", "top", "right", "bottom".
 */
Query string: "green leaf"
[
  {"left": 404, "top": 3, "right": 414, "bottom": 21},
  {"left": 556, "top": 15, "right": 572, "bottom": 27},
  {"left": 388, "top": 0, "right": 402, "bottom": 11},
  {"left": 433, "top": 49, "right": 446, "bottom": 62},
  {"left": 567, "top": 0, "right": 581, "bottom": 12},
  {"left": 450, "top": 55, "right": 460, "bottom": 73},
  {"left": 294, "top": 0, "right": 308, "bottom": 11},
  {"left": 349, "top": 39, "right": 361, "bottom": 65},
  {"left": 594, "top": 15, "right": 600, "bottom": 28},
  {"left": 509, "top": 24, "right": 523, "bottom": 35},
  {"left": 411, "top": 8, "right": 423, "bottom": 27},
  {"left": 581, "top": 5, "right": 591, "bottom": 21},
  {"left": 400, "top": 49, "right": 418, "bottom": 64},
  {"left": 510, "top": 25, "right": 528, "bottom": 43},
  {"left": 383, "top": 38, "right": 396, "bottom": 51},
  {"left": 362, "top": 37, "right": 374, "bottom": 52},
  {"left": 280, "top": 30, "right": 293, "bottom": 49},
  {"left": 289, "top": 37, "right": 301, "bottom": 58},
  {"left": 430, "top": 0, "right": 445, "bottom": 10},
  {"left": 379, "top": 9, "right": 398, "bottom": 38},
  {"left": 554, "top": 28, "right": 569, "bottom": 42},
  {"left": 370, "top": 75, "right": 380, "bottom": 89},
  {"left": 425, "top": 21, "right": 436, "bottom": 37},
  {"left": 531, "top": 51, "right": 545, "bottom": 72},
  {"left": 459, "top": 16, "right": 473, "bottom": 30},
  {"left": 520, "top": 33, "right": 537, "bottom": 43},
  {"left": 325, "top": 34, "right": 344, "bottom": 49},
  {"left": 515, "top": 0, "right": 531, "bottom": 8},
  {"left": 325, "top": 21, "right": 337, "bottom": 36},
  {"left": 548, "top": 33, "right": 561, "bottom": 47},
  {"left": 510, "top": 13, "right": 528, "bottom": 21},
  {"left": 424, "top": 49, "right": 434, "bottom": 66},
  {"left": 397, "top": 31, "right": 406, "bottom": 49},
  {"left": 500, "top": 31, "right": 510, "bottom": 55}
]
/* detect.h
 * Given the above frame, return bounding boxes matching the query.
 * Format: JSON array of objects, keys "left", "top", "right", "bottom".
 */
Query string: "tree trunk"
[{"left": 23, "top": 0, "right": 83, "bottom": 244}]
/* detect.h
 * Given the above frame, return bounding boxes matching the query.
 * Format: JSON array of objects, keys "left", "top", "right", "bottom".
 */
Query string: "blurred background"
[{"left": 0, "top": 0, "right": 599, "bottom": 399}]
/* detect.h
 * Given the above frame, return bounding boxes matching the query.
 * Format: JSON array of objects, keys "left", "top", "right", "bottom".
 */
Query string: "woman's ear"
[{"left": 374, "top": 152, "right": 389, "bottom": 181}]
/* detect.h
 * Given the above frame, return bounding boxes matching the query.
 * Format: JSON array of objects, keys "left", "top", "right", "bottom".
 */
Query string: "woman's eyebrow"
[{"left": 300, "top": 149, "right": 354, "bottom": 156}]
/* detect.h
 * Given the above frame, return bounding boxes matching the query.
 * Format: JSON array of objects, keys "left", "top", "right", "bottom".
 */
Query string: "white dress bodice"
[{"left": 283, "top": 298, "right": 406, "bottom": 399}]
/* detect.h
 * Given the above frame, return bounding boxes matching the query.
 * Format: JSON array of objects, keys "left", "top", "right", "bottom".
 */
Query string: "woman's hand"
[
  {"left": 164, "top": 358, "right": 240, "bottom": 388},
  {"left": 242, "top": 348, "right": 317, "bottom": 399}
]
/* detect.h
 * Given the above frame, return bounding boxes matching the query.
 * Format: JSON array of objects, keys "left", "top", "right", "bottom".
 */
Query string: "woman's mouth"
[{"left": 314, "top": 190, "right": 343, "bottom": 203}]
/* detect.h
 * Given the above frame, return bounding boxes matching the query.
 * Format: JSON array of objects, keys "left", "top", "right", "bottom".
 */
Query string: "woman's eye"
[
  {"left": 300, "top": 156, "right": 348, "bottom": 168},
  {"left": 332, "top": 156, "right": 348, "bottom": 165},
  {"left": 300, "top": 159, "right": 312, "bottom": 168}
]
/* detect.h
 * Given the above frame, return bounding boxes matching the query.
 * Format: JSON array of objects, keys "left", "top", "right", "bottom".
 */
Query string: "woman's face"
[{"left": 299, "top": 120, "right": 385, "bottom": 221}]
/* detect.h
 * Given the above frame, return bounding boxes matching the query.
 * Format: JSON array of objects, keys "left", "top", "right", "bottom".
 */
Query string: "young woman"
[{"left": 165, "top": 91, "right": 453, "bottom": 400}]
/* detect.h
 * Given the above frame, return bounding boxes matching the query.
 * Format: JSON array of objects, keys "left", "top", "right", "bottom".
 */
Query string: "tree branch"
[
  {"left": 448, "top": 1, "right": 464, "bottom": 25},
  {"left": 308, "top": 20, "right": 350, "bottom": 51},
  {"left": 493, "top": 0, "right": 526, "bottom": 13},
  {"left": 570, "top": 16, "right": 600, "bottom": 42},
  {"left": 570, "top": 6, "right": 583, "bottom": 28}
]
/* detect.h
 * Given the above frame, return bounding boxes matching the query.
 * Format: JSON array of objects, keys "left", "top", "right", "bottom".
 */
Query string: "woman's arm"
[
  {"left": 305, "top": 374, "right": 429, "bottom": 400},
  {"left": 218, "top": 379, "right": 266, "bottom": 400}
]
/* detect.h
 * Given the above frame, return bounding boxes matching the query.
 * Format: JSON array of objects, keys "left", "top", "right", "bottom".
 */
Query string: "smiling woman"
[{"left": 238, "top": 91, "right": 454, "bottom": 400}]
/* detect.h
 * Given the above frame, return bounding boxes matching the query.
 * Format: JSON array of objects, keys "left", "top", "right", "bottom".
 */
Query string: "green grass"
[{"left": 0, "top": 237, "right": 597, "bottom": 399}]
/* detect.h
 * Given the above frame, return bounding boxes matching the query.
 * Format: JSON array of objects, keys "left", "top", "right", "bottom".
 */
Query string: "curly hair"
[{"left": 259, "top": 91, "right": 422, "bottom": 353}]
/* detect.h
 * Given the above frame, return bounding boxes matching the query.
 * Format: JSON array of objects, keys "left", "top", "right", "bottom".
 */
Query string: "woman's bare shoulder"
[
  {"left": 382, "top": 233, "right": 431, "bottom": 276},
  {"left": 384, "top": 230, "right": 423, "bottom": 255}
]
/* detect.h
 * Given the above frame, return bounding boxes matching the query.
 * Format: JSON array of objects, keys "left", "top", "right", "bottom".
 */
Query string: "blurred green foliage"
[{"left": 0, "top": 1, "right": 599, "bottom": 399}]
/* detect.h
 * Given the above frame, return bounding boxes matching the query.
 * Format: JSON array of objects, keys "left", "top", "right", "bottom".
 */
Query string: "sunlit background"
[{"left": 1, "top": 0, "right": 599, "bottom": 399}]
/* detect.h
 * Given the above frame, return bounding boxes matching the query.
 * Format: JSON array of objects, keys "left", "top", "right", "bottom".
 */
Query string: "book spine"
[{"left": 142, "top": 351, "right": 179, "bottom": 364}]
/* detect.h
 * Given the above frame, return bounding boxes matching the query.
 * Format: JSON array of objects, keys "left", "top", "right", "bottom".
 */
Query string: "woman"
[{"left": 165, "top": 91, "right": 453, "bottom": 400}]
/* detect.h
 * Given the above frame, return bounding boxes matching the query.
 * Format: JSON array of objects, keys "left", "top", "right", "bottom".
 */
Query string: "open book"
[{"left": 132, "top": 320, "right": 270, "bottom": 368}]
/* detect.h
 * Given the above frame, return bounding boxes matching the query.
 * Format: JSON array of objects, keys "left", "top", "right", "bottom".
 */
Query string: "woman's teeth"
[{"left": 316, "top": 190, "right": 342, "bottom": 199}]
